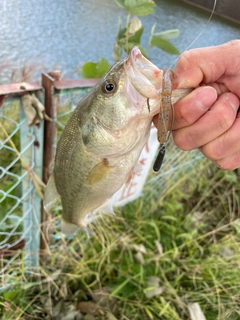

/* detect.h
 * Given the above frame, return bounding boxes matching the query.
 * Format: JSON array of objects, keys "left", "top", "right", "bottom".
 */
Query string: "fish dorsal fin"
[
  {"left": 43, "top": 173, "right": 60, "bottom": 211},
  {"left": 86, "top": 159, "right": 114, "bottom": 185}
]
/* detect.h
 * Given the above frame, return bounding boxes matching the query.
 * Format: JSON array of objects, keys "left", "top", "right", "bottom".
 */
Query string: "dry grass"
[{"left": 1, "top": 155, "right": 240, "bottom": 320}]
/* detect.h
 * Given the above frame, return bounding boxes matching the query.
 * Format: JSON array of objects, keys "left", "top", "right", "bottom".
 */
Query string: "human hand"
[{"left": 171, "top": 40, "right": 240, "bottom": 170}]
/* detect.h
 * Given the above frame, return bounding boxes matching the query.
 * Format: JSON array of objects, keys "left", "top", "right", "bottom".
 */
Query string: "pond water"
[{"left": 0, "top": 0, "right": 239, "bottom": 82}]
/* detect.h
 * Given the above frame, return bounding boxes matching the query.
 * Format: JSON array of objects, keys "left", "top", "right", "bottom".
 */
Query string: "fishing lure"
[
  {"left": 153, "top": 69, "right": 174, "bottom": 172},
  {"left": 153, "top": 0, "right": 217, "bottom": 172}
]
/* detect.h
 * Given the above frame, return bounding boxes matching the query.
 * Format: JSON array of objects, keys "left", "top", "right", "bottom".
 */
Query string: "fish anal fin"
[
  {"left": 86, "top": 158, "right": 114, "bottom": 185},
  {"left": 98, "top": 198, "right": 115, "bottom": 215},
  {"left": 43, "top": 173, "right": 60, "bottom": 212},
  {"left": 61, "top": 218, "right": 80, "bottom": 235}
]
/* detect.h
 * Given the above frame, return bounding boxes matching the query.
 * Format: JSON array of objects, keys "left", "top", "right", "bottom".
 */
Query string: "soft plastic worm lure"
[
  {"left": 153, "top": 69, "right": 174, "bottom": 172},
  {"left": 152, "top": 1, "right": 217, "bottom": 172}
]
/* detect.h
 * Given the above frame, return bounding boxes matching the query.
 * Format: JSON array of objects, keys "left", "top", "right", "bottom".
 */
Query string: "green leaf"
[
  {"left": 138, "top": 45, "right": 149, "bottom": 59},
  {"left": 128, "top": 17, "right": 142, "bottom": 36},
  {"left": 113, "top": 0, "right": 156, "bottom": 16},
  {"left": 117, "top": 26, "right": 127, "bottom": 41},
  {"left": 128, "top": 26, "right": 143, "bottom": 44},
  {"left": 113, "top": 0, "right": 126, "bottom": 9},
  {"left": 81, "top": 58, "right": 110, "bottom": 78},
  {"left": 117, "top": 27, "right": 144, "bottom": 54},
  {"left": 110, "top": 278, "right": 137, "bottom": 298},
  {"left": 153, "top": 29, "right": 180, "bottom": 40},
  {"left": 117, "top": 19, "right": 143, "bottom": 43},
  {"left": 150, "top": 37, "right": 180, "bottom": 55}
]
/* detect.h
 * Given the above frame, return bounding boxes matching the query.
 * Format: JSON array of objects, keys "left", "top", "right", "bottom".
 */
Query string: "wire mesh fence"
[
  {"left": 0, "top": 75, "right": 204, "bottom": 289},
  {"left": 0, "top": 77, "right": 97, "bottom": 287},
  {"left": 0, "top": 93, "right": 43, "bottom": 287},
  {"left": 42, "top": 80, "right": 204, "bottom": 251}
]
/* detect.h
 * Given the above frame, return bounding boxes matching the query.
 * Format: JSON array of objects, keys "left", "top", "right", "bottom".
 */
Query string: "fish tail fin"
[
  {"left": 43, "top": 173, "right": 60, "bottom": 212},
  {"left": 61, "top": 218, "right": 79, "bottom": 235}
]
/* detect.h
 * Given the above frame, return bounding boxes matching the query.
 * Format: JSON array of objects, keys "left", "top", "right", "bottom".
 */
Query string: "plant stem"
[{"left": 125, "top": 13, "right": 131, "bottom": 54}]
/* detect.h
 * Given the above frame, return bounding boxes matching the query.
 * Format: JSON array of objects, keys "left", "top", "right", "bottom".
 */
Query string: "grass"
[
  {"left": 1, "top": 89, "right": 240, "bottom": 320},
  {"left": 1, "top": 153, "right": 240, "bottom": 319}
]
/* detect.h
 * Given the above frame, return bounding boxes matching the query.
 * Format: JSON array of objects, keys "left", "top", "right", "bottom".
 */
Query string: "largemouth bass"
[{"left": 43, "top": 46, "right": 191, "bottom": 235}]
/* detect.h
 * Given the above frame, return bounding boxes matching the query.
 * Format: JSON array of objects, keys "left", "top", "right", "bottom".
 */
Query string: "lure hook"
[{"left": 147, "top": 98, "right": 151, "bottom": 113}]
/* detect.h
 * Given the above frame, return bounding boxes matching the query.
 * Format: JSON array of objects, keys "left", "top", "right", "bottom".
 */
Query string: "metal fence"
[
  {"left": 0, "top": 84, "right": 43, "bottom": 285},
  {"left": 0, "top": 73, "right": 203, "bottom": 289},
  {"left": 0, "top": 75, "right": 98, "bottom": 288},
  {"left": 41, "top": 74, "right": 98, "bottom": 249}
]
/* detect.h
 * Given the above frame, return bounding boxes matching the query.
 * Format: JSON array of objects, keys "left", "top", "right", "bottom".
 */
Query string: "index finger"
[
  {"left": 172, "top": 40, "right": 240, "bottom": 91},
  {"left": 173, "top": 86, "right": 217, "bottom": 130}
]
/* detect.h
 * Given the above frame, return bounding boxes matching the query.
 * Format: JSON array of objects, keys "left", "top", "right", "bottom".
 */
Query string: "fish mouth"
[{"left": 124, "top": 46, "right": 163, "bottom": 100}]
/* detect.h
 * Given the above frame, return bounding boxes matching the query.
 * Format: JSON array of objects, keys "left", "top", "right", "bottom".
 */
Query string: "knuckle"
[
  {"left": 215, "top": 159, "right": 235, "bottom": 171},
  {"left": 202, "top": 141, "right": 225, "bottom": 160},
  {"left": 214, "top": 152, "right": 240, "bottom": 170},
  {"left": 173, "top": 130, "right": 195, "bottom": 151},
  {"left": 176, "top": 50, "right": 194, "bottom": 69},
  {"left": 174, "top": 108, "right": 191, "bottom": 127},
  {"left": 177, "top": 51, "right": 189, "bottom": 64},
  {"left": 214, "top": 110, "right": 234, "bottom": 131}
]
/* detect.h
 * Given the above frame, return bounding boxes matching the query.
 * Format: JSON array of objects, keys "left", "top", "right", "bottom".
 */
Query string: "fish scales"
[{"left": 43, "top": 46, "right": 192, "bottom": 235}]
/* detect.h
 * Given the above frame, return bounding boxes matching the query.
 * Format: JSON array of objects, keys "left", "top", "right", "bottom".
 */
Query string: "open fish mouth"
[{"left": 124, "top": 46, "right": 163, "bottom": 100}]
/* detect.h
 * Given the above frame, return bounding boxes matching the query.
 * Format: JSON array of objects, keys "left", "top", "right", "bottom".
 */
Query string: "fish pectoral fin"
[
  {"left": 125, "top": 170, "right": 133, "bottom": 186},
  {"left": 125, "top": 162, "right": 142, "bottom": 186},
  {"left": 134, "top": 162, "right": 143, "bottom": 174},
  {"left": 86, "top": 158, "right": 114, "bottom": 185},
  {"left": 43, "top": 173, "right": 60, "bottom": 212}
]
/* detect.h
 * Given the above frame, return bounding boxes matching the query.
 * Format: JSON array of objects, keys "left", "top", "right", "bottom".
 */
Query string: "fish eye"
[{"left": 101, "top": 80, "right": 117, "bottom": 94}]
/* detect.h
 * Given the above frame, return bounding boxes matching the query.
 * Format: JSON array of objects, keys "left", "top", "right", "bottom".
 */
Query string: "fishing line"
[
  {"left": 153, "top": 0, "right": 217, "bottom": 172},
  {"left": 168, "top": 0, "right": 217, "bottom": 70}
]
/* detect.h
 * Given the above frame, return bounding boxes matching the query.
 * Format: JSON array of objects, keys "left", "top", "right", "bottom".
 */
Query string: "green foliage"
[
  {"left": 0, "top": 284, "right": 35, "bottom": 319},
  {"left": 113, "top": 0, "right": 156, "bottom": 16},
  {"left": 149, "top": 25, "right": 180, "bottom": 55},
  {"left": 2, "top": 155, "right": 240, "bottom": 319},
  {"left": 113, "top": 16, "right": 150, "bottom": 61},
  {"left": 80, "top": 0, "right": 179, "bottom": 78},
  {"left": 150, "top": 38, "right": 179, "bottom": 55},
  {"left": 2, "top": 96, "right": 240, "bottom": 319},
  {"left": 81, "top": 57, "right": 110, "bottom": 79}
]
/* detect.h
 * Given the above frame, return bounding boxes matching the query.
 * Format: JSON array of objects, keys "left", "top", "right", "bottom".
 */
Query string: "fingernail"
[
  {"left": 195, "top": 87, "right": 217, "bottom": 111},
  {"left": 226, "top": 93, "right": 239, "bottom": 112}
]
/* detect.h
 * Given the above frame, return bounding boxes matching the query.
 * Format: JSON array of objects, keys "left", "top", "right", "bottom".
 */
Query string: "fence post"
[
  {"left": 41, "top": 72, "right": 60, "bottom": 260},
  {"left": 20, "top": 98, "right": 44, "bottom": 269}
]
